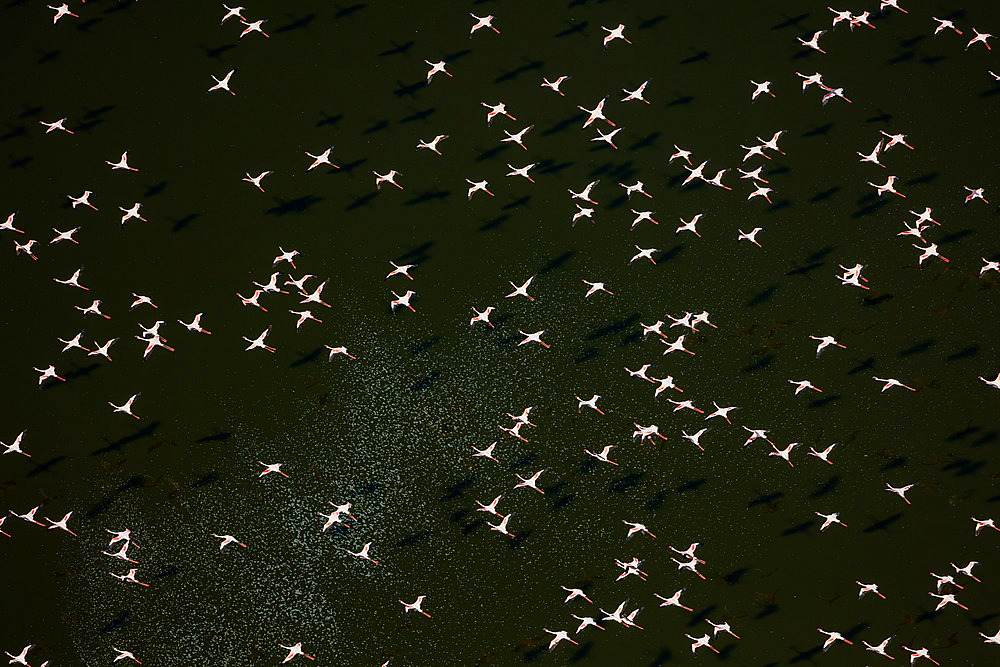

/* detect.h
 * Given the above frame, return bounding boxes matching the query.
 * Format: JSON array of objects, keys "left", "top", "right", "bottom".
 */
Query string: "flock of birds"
[{"left": 3, "top": 0, "right": 1000, "bottom": 664}]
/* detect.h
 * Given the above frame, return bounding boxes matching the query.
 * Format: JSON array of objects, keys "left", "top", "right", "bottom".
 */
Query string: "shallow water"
[{"left": 1, "top": 1, "right": 999, "bottom": 665}]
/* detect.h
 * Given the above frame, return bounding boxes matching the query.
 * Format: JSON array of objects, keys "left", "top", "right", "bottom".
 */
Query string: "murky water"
[{"left": 2, "top": 0, "right": 999, "bottom": 665}]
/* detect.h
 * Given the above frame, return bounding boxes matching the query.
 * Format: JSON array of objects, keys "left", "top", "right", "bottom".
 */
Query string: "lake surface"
[{"left": 1, "top": 0, "right": 999, "bottom": 665}]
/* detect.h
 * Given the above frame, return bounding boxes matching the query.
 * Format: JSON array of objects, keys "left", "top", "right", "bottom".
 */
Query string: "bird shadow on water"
[
  {"left": 494, "top": 60, "right": 544, "bottom": 84},
  {"left": 265, "top": 195, "right": 323, "bottom": 216},
  {"left": 772, "top": 13, "right": 810, "bottom": 30},
  {"left": 26, "top": 455, "right": 67, "bottom": 478},
  {"left": 808, "top": 394, "right": 840, "bottom": 408},
  {"left": 171, "top": 213, "right": 200, "bottom": 233},
  {"left": 334, "top": 4, "right": 368, "bottom": 19},
  {"left": 567, "top": 641, "right": 593, "bottom": 663},
  {"left": 404, "top": 189, "right": 450, "bottom": 206},
  {"left": 478, "top": 214, "right": 509, "bottom": 231},
  {"left": 273, "top": 13, "right": 318, "bottom": 34},
  {"left": 98, "top": 610, "right": 130, "bottom": 634},
  {"left": 647, "top": 648, "right": 673, "bottom": 666},
  {"left": 862, "top": 513, "right": 903, "bottom": 532},
  {"left": 289, "top": 347, "right": 323, "bottom": 367},
  {"left": 538, "top": 250, "right": 575, "bottom": 274},
  {"left": 85, "top": 475, "right": 145, "bottom": 519},
  {"left": 91, "top": 422, "right": 160, "bottom": 457},
  {"left": 377, "top": 40, "right": 414, "bottom": 57},
  {"left": 809, "top": 475, "right": 839, "bottom": 499},
  {"left": 345, "top": 192, "right": 377, "bottom": 211}
]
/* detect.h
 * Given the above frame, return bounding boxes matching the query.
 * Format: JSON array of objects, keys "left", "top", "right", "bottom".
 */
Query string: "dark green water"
[{"left": 2, "top": 0, "right": 999, "bottom": 665}]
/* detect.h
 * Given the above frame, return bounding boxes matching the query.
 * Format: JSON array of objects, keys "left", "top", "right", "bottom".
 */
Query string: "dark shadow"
[
  {"left": 91, "top": 423, "right": 160, "bottom": 456},
  {"left": 501, "top": 195, "right": 531, "bottom": 211},
  {"left": 316, "top": 112, "right": 343, "bottom": 128},
  {"left": 862, "top": 513, "right": 903, "bottom": 532},
  {"left": 646, "top": 491, "right": 668, "bottom": 512},
  {"left": 409, "top": 371, "right": 441, "bottom": 392},
  {"left": 588, "top": 313, "right": 641, "bottom": 340},
  {"left": 747, "top": 285, "right": 778, "bottom": 307},
  {"left": 906, "top": 172, "right": 939, "bottom": 186},
  {"left": 898, "top": 339, "right": 934, "bottom": 357},
  {"left": 99, "top": 610, "right": 130, "bottom": 634},
  {"left": 478, "top": 214, "right": 509, "bottom": 231},
  {"left": 748, "top": 491, "right": 783, "bottom": 508},
  {"left": 83, "top": 104, "right": 116, "bottom": 121},
  {"left": 946, "top": 424, "right": 981, "bottom": 442},
  {"left": 85, "top": 475, "right": 145, "bottom": 519},
  {"left": 808, "top": 395, "right": 841, "bottom": 408},
  {"left": 607, "top": 472, "right": 645, "bottom": 494},
  {"left": 0, "top": 126, "right": 26, "bottom": 142},
  {"left": 886, "top": 51, "right": 915, "bottom": 66},
  {"left": 772, "top": 13, "right": 810, "bottom": 30},
  {"left": 786, "top": 262, "right": 825, "bottom": 277},
  {"left": 851, "top": 199, "right": 889, "bottom": 219},
  {"left": 289, "top": 347, "right": 323, "bottom": 367},
  {"left": 393, "top": 79, "right": 427, "bottom": 98},
  {"left": 398, "top": 241, "right": 434, "bottom": 262},
  {"left": 274, "top": 13, "right": 318, "bottom": 34},
  {"left": 809, "top": 475, "right": 840, "bottom": 499},
  {"left": 723, "top": 568, "right": 749, "bottom": 585},
  {"left": 867, "top": 110, "right": 893, "bottom": 124},
  {"left": 972, "top": 431, "right": 997, "bottom": 449},
  {"left": 809, "top": 186, "right": 840, "bottom": 203},
  {"left": 540, "top": 113, "right": 587, "bottom": 137},
  {"left": 26, "top": 455, "right": 67, "bottom": 478},
  {"left": 552, "top": 494, "right": 574, "bottom": 511},
  {"left": 200, "top": 43, "right": 237, "bottom": 59},
  {"left": 568, "top": 641, "right": 593, "bottom": 663},
  {"left": 667, "top": 94, "right": 695, "bottom": 107},
  {"left": 171, "top": 213, "right": 200, "bottom": 233},
  {"left": 36, "top": 50, "right": 60, "bottom": 65},
  {"left": 937, "top": 228, "right": 975, "bottom": 244},
  {"left": 676, "top": 478, "right": 706, "bottom": 493},
  {"left": 362, "top": 119, "right": 390, "bottom": 135},
  {"left": 788, "top": 645, "right": 822, "bottom": 664},
  {"left": 439, "top": 476, "right": 475, "bottom": 502},
  {"left": 152, "top": 564, "right": 180, "bottom": 579},
  {"left": 398, "top": 108, "right": 435, "bottom": 124},
  {"left": 648, "top": 648, "right": 673, "bottom": 667},
  {"left": 802, "top": 123, "right": 834, "bottom": 138},
  {"left": 941, "top": 458, "right": 987, "bottom": 477},
  {"left": 334, "top": 3, "right": 367, "bottom": 19},
  {"left": 494, "top": 60, "right": 544, "bottom": 84},
  {"left": 755, "top": 603, "right": 779, "bottom": 619},
  {"left": 742, "top": 354, "right": 775, "bottom": 373},
  {"left": 628, "top": 132, "right": 661, "bottom": 152},
  {"left": 411, "top": 337, "right": 441, "bottom": 355},
  {"left": 679, "top": 50, "right": 710, "bottom": 65},
  {"left": 345, "top": 192, "right": 378, "bottom": 212},
  {"left": 265, "top": 195, "right": 323, "bottom": 216},
  {"left": 574, "top": 348, "right": 598, "bottom": 364},
  {"left": 404, "top": 189, "right": 450, "bottom": 206},
  {"left": 475, "top": 144, "right": 510, "bottom": 162},
  {"left": 396, "top": 530, "right": 433, "bottom": 548},
  {"left": 195, "top": 432, "right": 232, "bottom": 443},
  {"left": 554, "top": 20, "right": 588, "bottom": 38},
  {"left": 781, "top": 521, "right": 814, "bottom": 536},
  {"left": 143, "top": 181, "right": 167, "bottom": 198},
  {"left": 879, "top": 457, "right": 907, "bottom": 472},
  {"left": 539, "top": 251, "right": 575, "bottom": 274},
  {"left": 191, "top": 472, "right": 219, "bottom": 488},
  {"left": 378, "top": 40, "right": 414, "bottom": 57},
  {"left": 861, "top": 292, "right": 894, "bottom": 306},
  {"left": 638, "top": 14, "right": 668, "bottom": 29}
]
